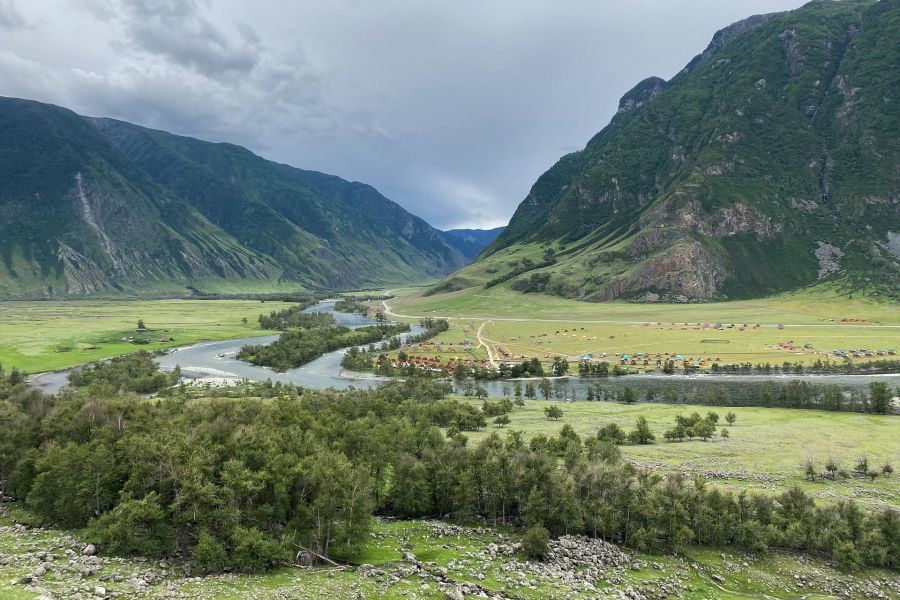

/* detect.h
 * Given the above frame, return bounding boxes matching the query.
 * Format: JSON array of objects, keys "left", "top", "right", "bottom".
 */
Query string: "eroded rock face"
[
  {"left": 589, "top": 241, "right": 727, "bottom": 302},
  {"left": 885, "top": 232, "right": 900, "bottom": 260},
  {"left": 641, "top": 199, "right": 776, "bottom": 239},
  {"left": 815, "top": 241, "right": 845, "bottom": 279}
]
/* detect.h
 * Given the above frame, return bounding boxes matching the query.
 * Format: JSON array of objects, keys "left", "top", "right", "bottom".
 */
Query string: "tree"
[
  {"left": 539, "top": 378, "right": 552, "bottom": 400},
  {"left": 522, "top": 524, "right": 550, "bottom": 560},
  {"left": 194, "top": 529, "right": 228, "bottom": 573},
  {"left": 882, "top": 462, "right": 894, "bottom": 477},
  {"left": 137, "top": 319, "right": 146, "bottom": 330},
  {"left": 552, "top": 356, "right": 569, "bottom": 376},
  {"left": 595, "top": 423, "right": 625, "bottom": 445},
  {"left": 725, "top": 412, "right": 737, "bottom": 426},
  {"left": 869, "top": 382, "right": 891, "bottom": 414},
  {"left": 693, "top": 418, "right": 716, "bottom": 442},
  {"left": 804, "top": 458, "right": 816, "bottom": 482},
  {"left": 628, "top": 416, "right": 655, "bottom": 444},
  {"left": 720, "top": 428, "right": 729, "bottom": 441},
  {"left": 544, "top": 405, "right": 563, "bottom": 421},
  {"left": 621, "top": 386, "right": 637, "bottom": 404},
  {"left": 494, "top": 414, "right": 511, "bottom": 428},
  {"left": 514, "top": 382, "right": 522, "bottom": 398},
  {"left": 88, "top": 492, "right": 174, "bottom": 557},
  {"left": 525, "top": 382, "right": 537, "bottom": 400},
  {"left": 825, "top": 456, "right": 839, "bottom": 479},
  {"left": 706, "top": 411, "right": 720, "bottom": 424},
  {"left": 855, "top": 456, "right": 869, "bottom": 475},
  {"left": 388, "top": 455, "right": 431, "bottom": 517}
]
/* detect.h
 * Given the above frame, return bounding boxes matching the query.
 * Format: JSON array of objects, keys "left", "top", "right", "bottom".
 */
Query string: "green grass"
[
  {"left": 389, "top": 284, "right": 900, "bottom": 368},
  {"left": 455, "top": 398, "right": 900, "bottom": 508},
  {"left": 0, "top": 299, "right": 295, "bottom": 373}
]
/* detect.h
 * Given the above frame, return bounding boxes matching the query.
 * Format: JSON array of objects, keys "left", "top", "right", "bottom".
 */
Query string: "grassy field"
[
  {"left": 454, "top": 397, "right": 900, "bottom": 509},
  {"left": 0, "top": 299, "right": 294, "bottom": 373},
  {"left": 2, "top": 509, "right": 897, "bottom": 599},
  {"left": 388, "top": 285, "right": 900, "bottom": 369}
]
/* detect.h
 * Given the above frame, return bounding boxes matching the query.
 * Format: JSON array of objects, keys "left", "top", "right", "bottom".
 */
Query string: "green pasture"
[
  {"left": 454, "top": 398, "right": 900, "bottom": 508},
  {"left": 0, "top": 299, "right": 294, "bottom": 373},
  {"left": 389, "top": 285, "right": 900, "bottom": 368}
]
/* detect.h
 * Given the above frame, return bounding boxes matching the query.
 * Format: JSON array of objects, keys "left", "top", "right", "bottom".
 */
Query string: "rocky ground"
[{"left": 2, "top": 506, "right": 898, "bottom": 599}]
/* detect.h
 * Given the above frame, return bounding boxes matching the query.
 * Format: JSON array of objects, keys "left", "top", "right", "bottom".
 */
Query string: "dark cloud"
[
  {"left": 115, "top": 0, "right": 261, "bottom": 76},
  {"left": 2, "top": 0, "right": 809, "bottom": 229}
]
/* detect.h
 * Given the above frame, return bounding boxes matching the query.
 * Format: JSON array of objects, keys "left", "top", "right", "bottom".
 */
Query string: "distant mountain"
[
  {"left": 442, "top": 227, "right": 506, "bottom": 260},
  {"left": 0, "top": 97, "right": 467, "bottom": 298},
  {"left": 441, "top": 0, "right": 900, "bottom": 302}
]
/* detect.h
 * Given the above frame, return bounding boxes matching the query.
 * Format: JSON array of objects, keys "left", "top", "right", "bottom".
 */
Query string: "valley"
[{"left": 1, "top": 0, "right": 899, "bottom": 597}]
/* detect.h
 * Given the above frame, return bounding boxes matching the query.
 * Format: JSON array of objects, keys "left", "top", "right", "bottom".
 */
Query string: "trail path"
[{"left": 476, "top": 321, "right": 497, "bottom": 367}]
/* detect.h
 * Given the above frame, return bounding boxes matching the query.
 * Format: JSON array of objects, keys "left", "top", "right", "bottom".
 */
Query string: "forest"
[{"left": 0, "top": 365, "right": 897, "bottom": 573}]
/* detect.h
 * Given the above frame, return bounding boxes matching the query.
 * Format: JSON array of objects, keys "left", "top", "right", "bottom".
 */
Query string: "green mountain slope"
[
  {"left": 0, "top": 97, "right": 467, "bottom": 298},
  {"left": 446, "top": 0, "right": 900, "bottom": 302}
]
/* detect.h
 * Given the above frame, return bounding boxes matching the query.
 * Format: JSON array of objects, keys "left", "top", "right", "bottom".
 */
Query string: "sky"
[{"left": 0, "top": 0, "right": 810, "bottom": 229}]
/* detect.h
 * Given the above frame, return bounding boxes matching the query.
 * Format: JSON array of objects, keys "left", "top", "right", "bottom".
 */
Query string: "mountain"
[
  {"left": 442, "top": 0, "right": 900, "bottom": 302},
  {"left": 0, "top": 97, "right": 467, "bottom": 298},
  {"left": 442, "top": 227, "right": 506, "bottom": 260}
]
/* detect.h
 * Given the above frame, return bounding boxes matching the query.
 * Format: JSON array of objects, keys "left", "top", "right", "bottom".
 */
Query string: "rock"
[
  {"left": 93, "top": 585, "right": 106, "bottom": 597},
  {"left": 402, "top": 552, "right": 417, "bottom": 563},
  {"left": 82, "top": 544, "right": 96, "bottom": 556},
  {"left": 80, "top": 566, "right": 98, "bottom": 577},
  {"left": 444, "top": 587, "right": 465, "bottom": 600},
  {"left": 712, "top": 574, "right": 725, "bottom": 584},
  {"left": 631, "top": 562, "right": 641, "bottom": 571}
]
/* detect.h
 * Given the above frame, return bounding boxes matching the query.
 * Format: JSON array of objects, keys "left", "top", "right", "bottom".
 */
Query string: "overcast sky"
[{"left": 1, "top": 0, "right": 809, "bottom": 229}]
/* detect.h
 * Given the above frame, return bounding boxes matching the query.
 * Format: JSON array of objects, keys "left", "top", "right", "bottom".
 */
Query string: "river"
[{"left": 28, "top": 300, "right": 900, "bottom": 398}]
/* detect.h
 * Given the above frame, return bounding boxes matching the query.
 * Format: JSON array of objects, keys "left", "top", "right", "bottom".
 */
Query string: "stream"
[{"left": 28, "top": 300, "right": 899, "bottom": 398}]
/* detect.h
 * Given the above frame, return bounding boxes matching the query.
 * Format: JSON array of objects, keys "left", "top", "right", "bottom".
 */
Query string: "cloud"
[
  {"left": 1, "top": 0, "right": 811, "bottom": 229},
  {"left": 111, "top": 0, "right": 261, "bottom": 76},
  {"left": 0, "top": 0, "right": 30, "bottom": 29}
]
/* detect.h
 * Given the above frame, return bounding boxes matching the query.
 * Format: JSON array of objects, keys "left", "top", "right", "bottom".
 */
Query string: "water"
[
  {"left": 28, "top": 300, "right": 899, "bottom": 398},
  {"left": 465, "top": 371, "right": 900, "bottom": 402},
  {"left": 31, "top": 300, "right": 422, "bottom": 394}
]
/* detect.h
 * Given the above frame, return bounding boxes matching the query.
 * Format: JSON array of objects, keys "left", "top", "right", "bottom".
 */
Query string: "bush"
[
  {"left": 194, "top": 529, "right": 228, "bottom": 573},
  {"left": 522, "top": 524, "right": 550, "bottom": 560},
  {"left": 230, "top": 527, "right": 289, "bottom": 572},
  {"left": 88, "top": 492, "right": 174, "bottom": 556}
]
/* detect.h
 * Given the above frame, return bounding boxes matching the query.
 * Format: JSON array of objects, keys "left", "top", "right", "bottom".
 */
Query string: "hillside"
[
  {"left": 0, "top": 97, "right": 467, "bottom": 298},
  {"left": 442, "top": 226, "right": 506, "bottom": 260},
  {"left": 439, "top": 0, "right": 900, "bottom": 302}
]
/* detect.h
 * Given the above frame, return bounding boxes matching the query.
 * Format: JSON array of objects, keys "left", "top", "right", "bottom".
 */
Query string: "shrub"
[{"left": 522, "top": 525, "right": 550, "bottom": 560}]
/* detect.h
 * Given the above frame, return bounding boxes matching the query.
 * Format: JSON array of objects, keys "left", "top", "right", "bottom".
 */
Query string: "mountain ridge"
[
  {"left": 442, "top": 227, "right": 506, "bottom": 260},
  {"left": 453, "top": 0, "right": 900, "bottom": 302},
  {"left": 0, "top": 97, "right": 468, "bottom": 298}
]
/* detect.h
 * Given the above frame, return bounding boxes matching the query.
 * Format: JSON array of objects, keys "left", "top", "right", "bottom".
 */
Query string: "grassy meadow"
[
  {"left": 454, "top": 397, "right": 900, "bottom": 509},
  {"left": 0, "top": 299, "right": 294, "bottom": 373},
  {"left": 388, "top": 284, "right": 900, "bottom": 368}
]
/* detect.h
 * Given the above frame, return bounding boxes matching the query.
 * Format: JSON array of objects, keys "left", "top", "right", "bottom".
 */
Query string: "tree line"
[
  {"left": 257, "top": 305, "right": 335, "bottom": 331},
  {"left": 238, "top": 323, "right": 410, "bottom": 372},
  {"left": 67, "top": 352, "right": 180, "bottom": 395},
  {"left": 0, "top": 369, "right": 896, "bottom": 573}
]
